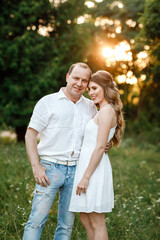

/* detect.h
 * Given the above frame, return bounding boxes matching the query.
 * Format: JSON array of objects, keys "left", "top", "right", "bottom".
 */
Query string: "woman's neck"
[{"left": 99, "top": 100, "right": 109, "bottom": 109}]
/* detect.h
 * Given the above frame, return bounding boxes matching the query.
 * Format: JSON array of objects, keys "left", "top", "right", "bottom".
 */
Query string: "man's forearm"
[
  {"left": 25, "top": 128, "right": 50, "bottom": 186},
  {"left": 25, "top": 129, "right": 40, "bottom": 169}
]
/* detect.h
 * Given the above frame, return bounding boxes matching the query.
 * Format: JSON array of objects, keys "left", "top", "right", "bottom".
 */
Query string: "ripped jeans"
[{"left": 23, "top": 159, "right": 76, "bottom": 240}]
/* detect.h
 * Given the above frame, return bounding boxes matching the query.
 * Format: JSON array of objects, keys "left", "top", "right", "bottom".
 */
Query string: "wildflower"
[
  {"left": 137, "top": 196, "right": 143, "bottom": 200},
  {"left": 21, "top": 222, "right": 27, "bottom": 226},
  {"left": 147, "top": 207, "right": 151, "bottom": 210},
  {"left": 122, "top": 203, "right": 126, "bottom": 208}
]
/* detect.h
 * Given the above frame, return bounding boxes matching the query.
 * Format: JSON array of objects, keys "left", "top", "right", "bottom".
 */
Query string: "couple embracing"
[{"left": 23, "top": 62, "right": 125, "bottom": 240}]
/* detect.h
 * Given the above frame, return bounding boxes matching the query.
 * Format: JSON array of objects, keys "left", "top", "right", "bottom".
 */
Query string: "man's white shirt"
[{"left": 28, "top": 88, "right": 97, "bottom": 162}]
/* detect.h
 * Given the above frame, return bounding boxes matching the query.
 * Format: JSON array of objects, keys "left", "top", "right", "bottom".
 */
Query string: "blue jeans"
[{"left": 23, "top": 160, "right": 76, "bottom": 240}]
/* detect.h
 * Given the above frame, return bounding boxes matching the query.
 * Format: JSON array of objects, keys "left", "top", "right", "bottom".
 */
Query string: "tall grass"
[{"left": 0, "top": 137, "right": 160, "bottom": 239}]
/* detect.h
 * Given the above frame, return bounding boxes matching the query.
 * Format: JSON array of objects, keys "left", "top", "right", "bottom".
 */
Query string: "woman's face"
[{"left": 88, "top": 81, "right": 105, "bottom": 105}]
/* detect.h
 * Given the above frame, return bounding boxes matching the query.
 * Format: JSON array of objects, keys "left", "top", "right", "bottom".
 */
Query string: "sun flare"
[
  {"left": 102, "top": 41, "right": 132, "bottom": 63},
  {"left": 102, "top": 41, "right": 138, "bottom": 84}
]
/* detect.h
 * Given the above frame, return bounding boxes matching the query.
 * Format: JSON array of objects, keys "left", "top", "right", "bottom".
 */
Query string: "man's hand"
[
  {"left": 32, "top": 165, "right": 50, "bottom": 187},
  {"left": 105, "top": 141, "right": 112, "bottom": 154},
  {"left": 76, "top": 176, "right": 89, "bottom": 196}
]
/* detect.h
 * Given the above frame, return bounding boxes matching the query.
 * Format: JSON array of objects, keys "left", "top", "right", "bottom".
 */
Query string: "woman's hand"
[{"left": 76, "top": 176, "right": 89, "bottom": 196}]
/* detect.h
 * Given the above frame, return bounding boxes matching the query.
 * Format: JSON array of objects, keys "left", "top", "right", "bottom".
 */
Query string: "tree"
[
  {"left": 136, "top": 0, "right": 160, "bottom": 128},
  {"left": 84, "top": 0, "right": 146, "bottom": 122},
  {"left": 0, "top": 0, "right": 56, "bottom": 141},
  {"left": 0, "top": 0, "right": 93, "bottom": 141}
]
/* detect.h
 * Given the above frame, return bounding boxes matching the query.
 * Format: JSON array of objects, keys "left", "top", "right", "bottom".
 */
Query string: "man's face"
[{"left": 66, "top": 65, "right": 90, "bottom": 101}]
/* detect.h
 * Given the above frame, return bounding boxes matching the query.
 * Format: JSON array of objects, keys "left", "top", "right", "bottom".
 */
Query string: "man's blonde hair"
[{"left": 68, "top": 63, "right": 92, "bottom": 79}]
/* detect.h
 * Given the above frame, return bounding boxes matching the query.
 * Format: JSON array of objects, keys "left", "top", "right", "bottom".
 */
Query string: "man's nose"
[{"left": 77, "top": 79, "right": 82, "bottom": 86}]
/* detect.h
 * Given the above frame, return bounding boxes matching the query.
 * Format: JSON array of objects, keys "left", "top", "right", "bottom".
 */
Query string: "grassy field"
[{"left": 0, "top": 137, "right": 160, "bottom": 240}]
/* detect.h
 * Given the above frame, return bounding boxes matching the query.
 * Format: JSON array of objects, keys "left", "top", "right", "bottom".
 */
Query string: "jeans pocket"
[{"left": 40, "top": 160, "right": 51, "bottom": 169}]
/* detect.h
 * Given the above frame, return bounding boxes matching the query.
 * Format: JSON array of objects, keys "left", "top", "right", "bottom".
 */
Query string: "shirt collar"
[
  {"left": 57, "top": 88, "right": 68, "bottom": 100},
  {"left": 58, "top": 88, "right": 84, "bottom": 104}
]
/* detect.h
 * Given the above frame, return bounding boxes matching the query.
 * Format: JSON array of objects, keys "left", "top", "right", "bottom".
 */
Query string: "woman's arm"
[{"left": 76, "top": 106, "right": 115, "bottom": 195}]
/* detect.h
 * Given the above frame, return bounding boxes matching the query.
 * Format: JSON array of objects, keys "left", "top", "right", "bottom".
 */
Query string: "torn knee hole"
[
  {"left": 31, "top": 223, "right": 42, "bottom": 228},
  {"left": 33, "top": 189, "right": 49, "bottom": 198},
  {"left": 35, "top": 190, "right": 44, "bottom": 194}
]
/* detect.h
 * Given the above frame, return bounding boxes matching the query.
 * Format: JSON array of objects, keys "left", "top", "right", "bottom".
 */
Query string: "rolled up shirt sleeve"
[{"left": 28, "top": 97, "right": 50, "bottom": 133}]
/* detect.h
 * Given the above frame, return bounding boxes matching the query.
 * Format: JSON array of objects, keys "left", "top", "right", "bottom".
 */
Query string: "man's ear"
[{"left": 66, "top": 73, "right": 69, "bottom": 82}]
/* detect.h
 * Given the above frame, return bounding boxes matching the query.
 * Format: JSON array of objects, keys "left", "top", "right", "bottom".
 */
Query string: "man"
[{"left": 23, "top": 62, "right": 97, "bottom": 240}]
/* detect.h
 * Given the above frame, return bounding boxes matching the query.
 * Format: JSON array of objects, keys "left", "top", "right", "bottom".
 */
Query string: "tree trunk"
[{"left": 15, "top": 126, "right": 27, "bottom": 142}]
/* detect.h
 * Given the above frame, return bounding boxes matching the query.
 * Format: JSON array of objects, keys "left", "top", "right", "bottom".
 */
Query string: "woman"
[{"left": 69, "top": 70, "right": 125, "bottom": 240}]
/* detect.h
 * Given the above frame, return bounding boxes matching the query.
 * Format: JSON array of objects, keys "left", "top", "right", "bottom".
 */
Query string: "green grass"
[{"left": 0, "top": 137, "right": 160, "bottom": 240}]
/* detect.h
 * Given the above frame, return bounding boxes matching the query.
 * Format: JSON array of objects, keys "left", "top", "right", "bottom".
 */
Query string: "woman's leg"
[
  {"left": 88, "top": 212, "right": 108, "bottom": 240},
  {"left": 80, "top": 213, "right": 94, "bottom": 240}
]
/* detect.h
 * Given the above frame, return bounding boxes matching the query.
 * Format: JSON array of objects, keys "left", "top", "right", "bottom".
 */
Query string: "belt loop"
[{"left": 55, "top": 159, "right": 58, "bottom": 167}]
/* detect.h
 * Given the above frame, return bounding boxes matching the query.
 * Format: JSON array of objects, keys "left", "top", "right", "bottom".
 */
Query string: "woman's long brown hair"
[{"left": 90, "top": 70, "right": 125, "bottom": 146}]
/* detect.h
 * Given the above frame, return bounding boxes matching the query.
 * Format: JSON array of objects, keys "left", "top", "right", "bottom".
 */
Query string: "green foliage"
[
  {"left": 85, "top": 0, "right": 148, "bottom": 126},
  {"left": 1, "top": 0, "right": 160, "bottom": 139},
  {"left": 135, "top": 0, "right": 160, "bottom": 130},
  {"left": 0, "top": 140, "right": 159, "bottom": 239},
  {"left": 0, "top": 0, "right": 56, "bottom": 140},
  {"left": 140, "top": 0, "right": 160, "bottom": 39},
  {"left": 0, "top": 0, "right": 94, "bottom": 140},
  {"left": 127, "top": 116, "right": 160, "bottom": 145}
]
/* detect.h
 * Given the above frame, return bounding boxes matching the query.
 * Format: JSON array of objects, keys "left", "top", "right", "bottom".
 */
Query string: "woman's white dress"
[{"left": 69, "top": 118, "right": 115, "bottom": 213}]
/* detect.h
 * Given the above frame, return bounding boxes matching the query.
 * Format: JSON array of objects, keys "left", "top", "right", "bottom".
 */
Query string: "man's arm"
[
  {"left": 25, "top": 128, "right": 50, "bottom": 187},
  {"left": 105, "top": 141, "right": 112, "bottom": 154}
]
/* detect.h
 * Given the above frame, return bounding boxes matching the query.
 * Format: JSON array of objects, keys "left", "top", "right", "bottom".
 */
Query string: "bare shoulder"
[
  {"left": 96, "top": 105, "right": 114, "bottom": 128},
  {"left": 99, "top": 104, "right": 115, "bottom": 118}
]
